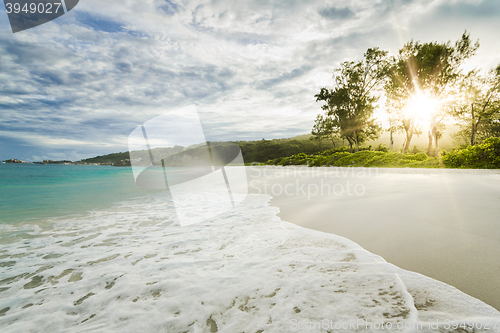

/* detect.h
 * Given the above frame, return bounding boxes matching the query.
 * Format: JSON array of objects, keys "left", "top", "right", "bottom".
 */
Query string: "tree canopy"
[
  {"left": 451, "top": 65, "right": 500, "bottom": 146},
  {"left": 312, "top": 31, "right": 500, "bottom": 157},
  {"left": 385, "top": 31, "right": 480, "bottom": 154},
  {"left": 315, "top": 47, "right": 389, "bottom": 152},
  {"left": 310, "top": 114, "right": 340, "bottom": 150}
]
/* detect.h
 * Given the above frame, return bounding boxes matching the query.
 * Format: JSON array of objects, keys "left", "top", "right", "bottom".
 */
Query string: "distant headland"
[
  {"left": 3, "top": 134, "right": 500, "bottom": 169},
  {"left": 2, "top": 158, "right": 130, "bottom": 166}
]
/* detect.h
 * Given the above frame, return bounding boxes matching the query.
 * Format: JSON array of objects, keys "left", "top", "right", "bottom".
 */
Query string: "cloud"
[
  {"left": 256, "top": 65, "right": 313, "bottom": 90},
  {"left": 433, "top": 0, "right": 500, "bottom": 18},
  {"left": 75, "top": 12, "right": 125, "bottom": 33},
  {"left": 318, "top": 6, "right": 355, "bottom": 20},
  {"left": 1, "top": 0, "right": 500, "bottom": 161},
  {"left": 160, "top": 0, "right": 180, "bottom": 16}
]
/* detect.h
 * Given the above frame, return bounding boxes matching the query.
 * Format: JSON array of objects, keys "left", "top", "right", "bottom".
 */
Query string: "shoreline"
[{"left": 247, "top": 166, "right": 500, "bottom": 311}]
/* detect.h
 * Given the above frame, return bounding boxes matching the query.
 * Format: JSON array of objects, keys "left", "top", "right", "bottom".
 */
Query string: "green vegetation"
[
  {"left": 313, "top": 31, "right": 500, "bottom": 159},
  {"left": 385, "top": 32, "right": 480, "bottom": 155},
  {"left": 315, "top": 47, "right": 388, "bottom": 152},
  {"left": 236, "top": 137, "right": 338, "bottom": 164},
  {"left": 77, "top": 136, "right": 500, "bottom": 169},
  {"left": 260, "top": 137, "right": 500, "bottom": 169},
  {"left": 79, "top": 151, "right": 129, "bottom": 164},
  {"left": 79, "top": 147, "right": 182, "bottom": 166},
  {"left": 263, "top": 149, "right": 442, "bottom": 168},
  {"left": 451, "top": 66, "right": 500, "bottom": 146},
  {"left": 442, "top": 137, "right": 500, "bottom": 169}
]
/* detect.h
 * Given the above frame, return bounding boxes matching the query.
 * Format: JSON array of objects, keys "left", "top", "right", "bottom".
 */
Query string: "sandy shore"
[{"left": 247, "top": 166, "right": 500, "bottom": 311}]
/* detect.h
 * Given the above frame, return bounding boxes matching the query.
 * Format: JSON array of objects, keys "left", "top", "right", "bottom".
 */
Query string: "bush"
[
  {"left": 262, "top": 150, "right": 441, "bottom": 168},
  {"left": 375, "top": 144, "right": 390, "bottom": 152},
  {"left": 409, "top": 145, "right": 422, "bottom": 154},
  {"left": 262, "top": 139, "right": 500, "bottom": 169},
  {"left": 442, "top": 137, "right": 500, "bottom": 169}
]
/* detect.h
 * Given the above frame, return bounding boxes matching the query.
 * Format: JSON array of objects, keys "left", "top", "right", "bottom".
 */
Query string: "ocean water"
[
  {"left": 0, "top": 163, "right": 154, "bottom": 224},
  {"left": 1, "top": 165, "right": 499, "bottom": 332}
]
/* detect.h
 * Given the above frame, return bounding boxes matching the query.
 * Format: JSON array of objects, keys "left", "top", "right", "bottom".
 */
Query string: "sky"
[{"left": 1, "top": 0, "right": 500, "bottom": 162}]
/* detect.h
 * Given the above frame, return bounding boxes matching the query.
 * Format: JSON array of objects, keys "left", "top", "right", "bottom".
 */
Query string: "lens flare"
[{"left": 404, "top": 91, "right": 440, "bottom": 125}]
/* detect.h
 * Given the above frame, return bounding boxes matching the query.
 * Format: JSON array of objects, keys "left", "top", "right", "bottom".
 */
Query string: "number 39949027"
[{"left": 5, "top": 2, "right": 62, "bottom": 14}]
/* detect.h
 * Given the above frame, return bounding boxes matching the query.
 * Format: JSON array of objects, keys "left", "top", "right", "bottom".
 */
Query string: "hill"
[{"left": 77, "top": 128, "right": 464, "bottom": 166}]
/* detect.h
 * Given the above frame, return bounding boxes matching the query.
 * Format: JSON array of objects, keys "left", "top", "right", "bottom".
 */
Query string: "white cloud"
[{"left": 1, "top": 0, "right": 499, "bottom": 160}]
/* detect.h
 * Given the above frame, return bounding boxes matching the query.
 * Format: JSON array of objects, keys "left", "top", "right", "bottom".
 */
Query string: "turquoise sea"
[{"left": 0, "top": 163, "right": 153, "bottom": 224}]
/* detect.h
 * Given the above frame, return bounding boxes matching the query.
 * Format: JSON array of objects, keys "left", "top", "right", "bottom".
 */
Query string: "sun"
[{"left": 404, "top": 91, "right": 440, "bottom": 126}]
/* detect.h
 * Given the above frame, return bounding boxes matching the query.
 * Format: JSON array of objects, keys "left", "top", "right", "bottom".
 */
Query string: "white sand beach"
[{"left": 247, "top": 166, "right": 500, "bottom": 312}]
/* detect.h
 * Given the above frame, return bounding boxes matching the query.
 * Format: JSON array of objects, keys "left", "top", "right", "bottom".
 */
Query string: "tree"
[
  {"left": 385, "top": 31, "right": 480, "bottom": 155},
  {"left": 322, "top": 116, "right": 340, "bottom": 147},
  {"left": 451, "top": 65, "right": 500, "bottom": 146},
  {"left": 311, "top": 114, "right": 327, "bottom": 150},
  {"left": 311, "top": 114, "right": 340, "bottom": 150},
  {"left": 315, "top": 48, "right": 388, "bottom": 152}
]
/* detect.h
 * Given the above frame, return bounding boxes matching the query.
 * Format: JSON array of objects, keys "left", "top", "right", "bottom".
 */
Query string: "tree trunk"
[
  {"left": 470, "top": 109, "right": 481, "bottom": 147},
  {"left": 330, "top": 139, "right": 336, "bottom": 148},
  {"left": 434, "top": 131, "right": 439, "bottom": 157},
  {"left": 389, "top": 129, "right": 394, "bottom": 152},
  {"left": 471, "top": 104, "right": 476, "bottom": 146},
  {"left": 427, "top": 127, "right": 433, "bottom": 156},
  {"left": 353, "top": 132, "right": 359, "bottom": 152},
  {"left": 347, "top": 138, "right": 354, "bottom": 153},
  {"left": 403, "top": 130, "right": 413, "bottom": 154},
  {"left": 427, "top": 120, "right": 438, "bottom": 157}
]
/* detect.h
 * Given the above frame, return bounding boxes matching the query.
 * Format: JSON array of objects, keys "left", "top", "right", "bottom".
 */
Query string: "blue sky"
[{"left": 1, "top": 0, "right": 500, "bottom": 161}]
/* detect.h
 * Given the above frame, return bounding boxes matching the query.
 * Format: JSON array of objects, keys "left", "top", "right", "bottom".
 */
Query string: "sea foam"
[{"left": 0, "top": 192, "right": 499, "bottom": 332}]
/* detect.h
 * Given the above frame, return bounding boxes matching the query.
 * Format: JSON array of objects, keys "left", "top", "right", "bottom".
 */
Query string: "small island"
[{"left": 3, "top": 159, "right": 29, "bottom": 164}]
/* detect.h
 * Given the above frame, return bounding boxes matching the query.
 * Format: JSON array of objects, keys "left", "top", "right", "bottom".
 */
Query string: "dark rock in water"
[
  {"left": 113, "top": 159, "right": 131, "bottom": 167},
  {"left": 3, "top": 159, "right": 29, "bottom": 164}
]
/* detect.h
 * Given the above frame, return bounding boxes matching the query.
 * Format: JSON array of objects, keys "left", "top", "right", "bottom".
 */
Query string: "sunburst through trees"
[{"left": 314, "top": 31, "right": 500, "bottom": 156}]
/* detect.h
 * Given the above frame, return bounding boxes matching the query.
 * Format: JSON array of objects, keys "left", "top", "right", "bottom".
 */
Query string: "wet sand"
[{"left": 246, "top": 166, "right": 500, "bottom": 311}]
